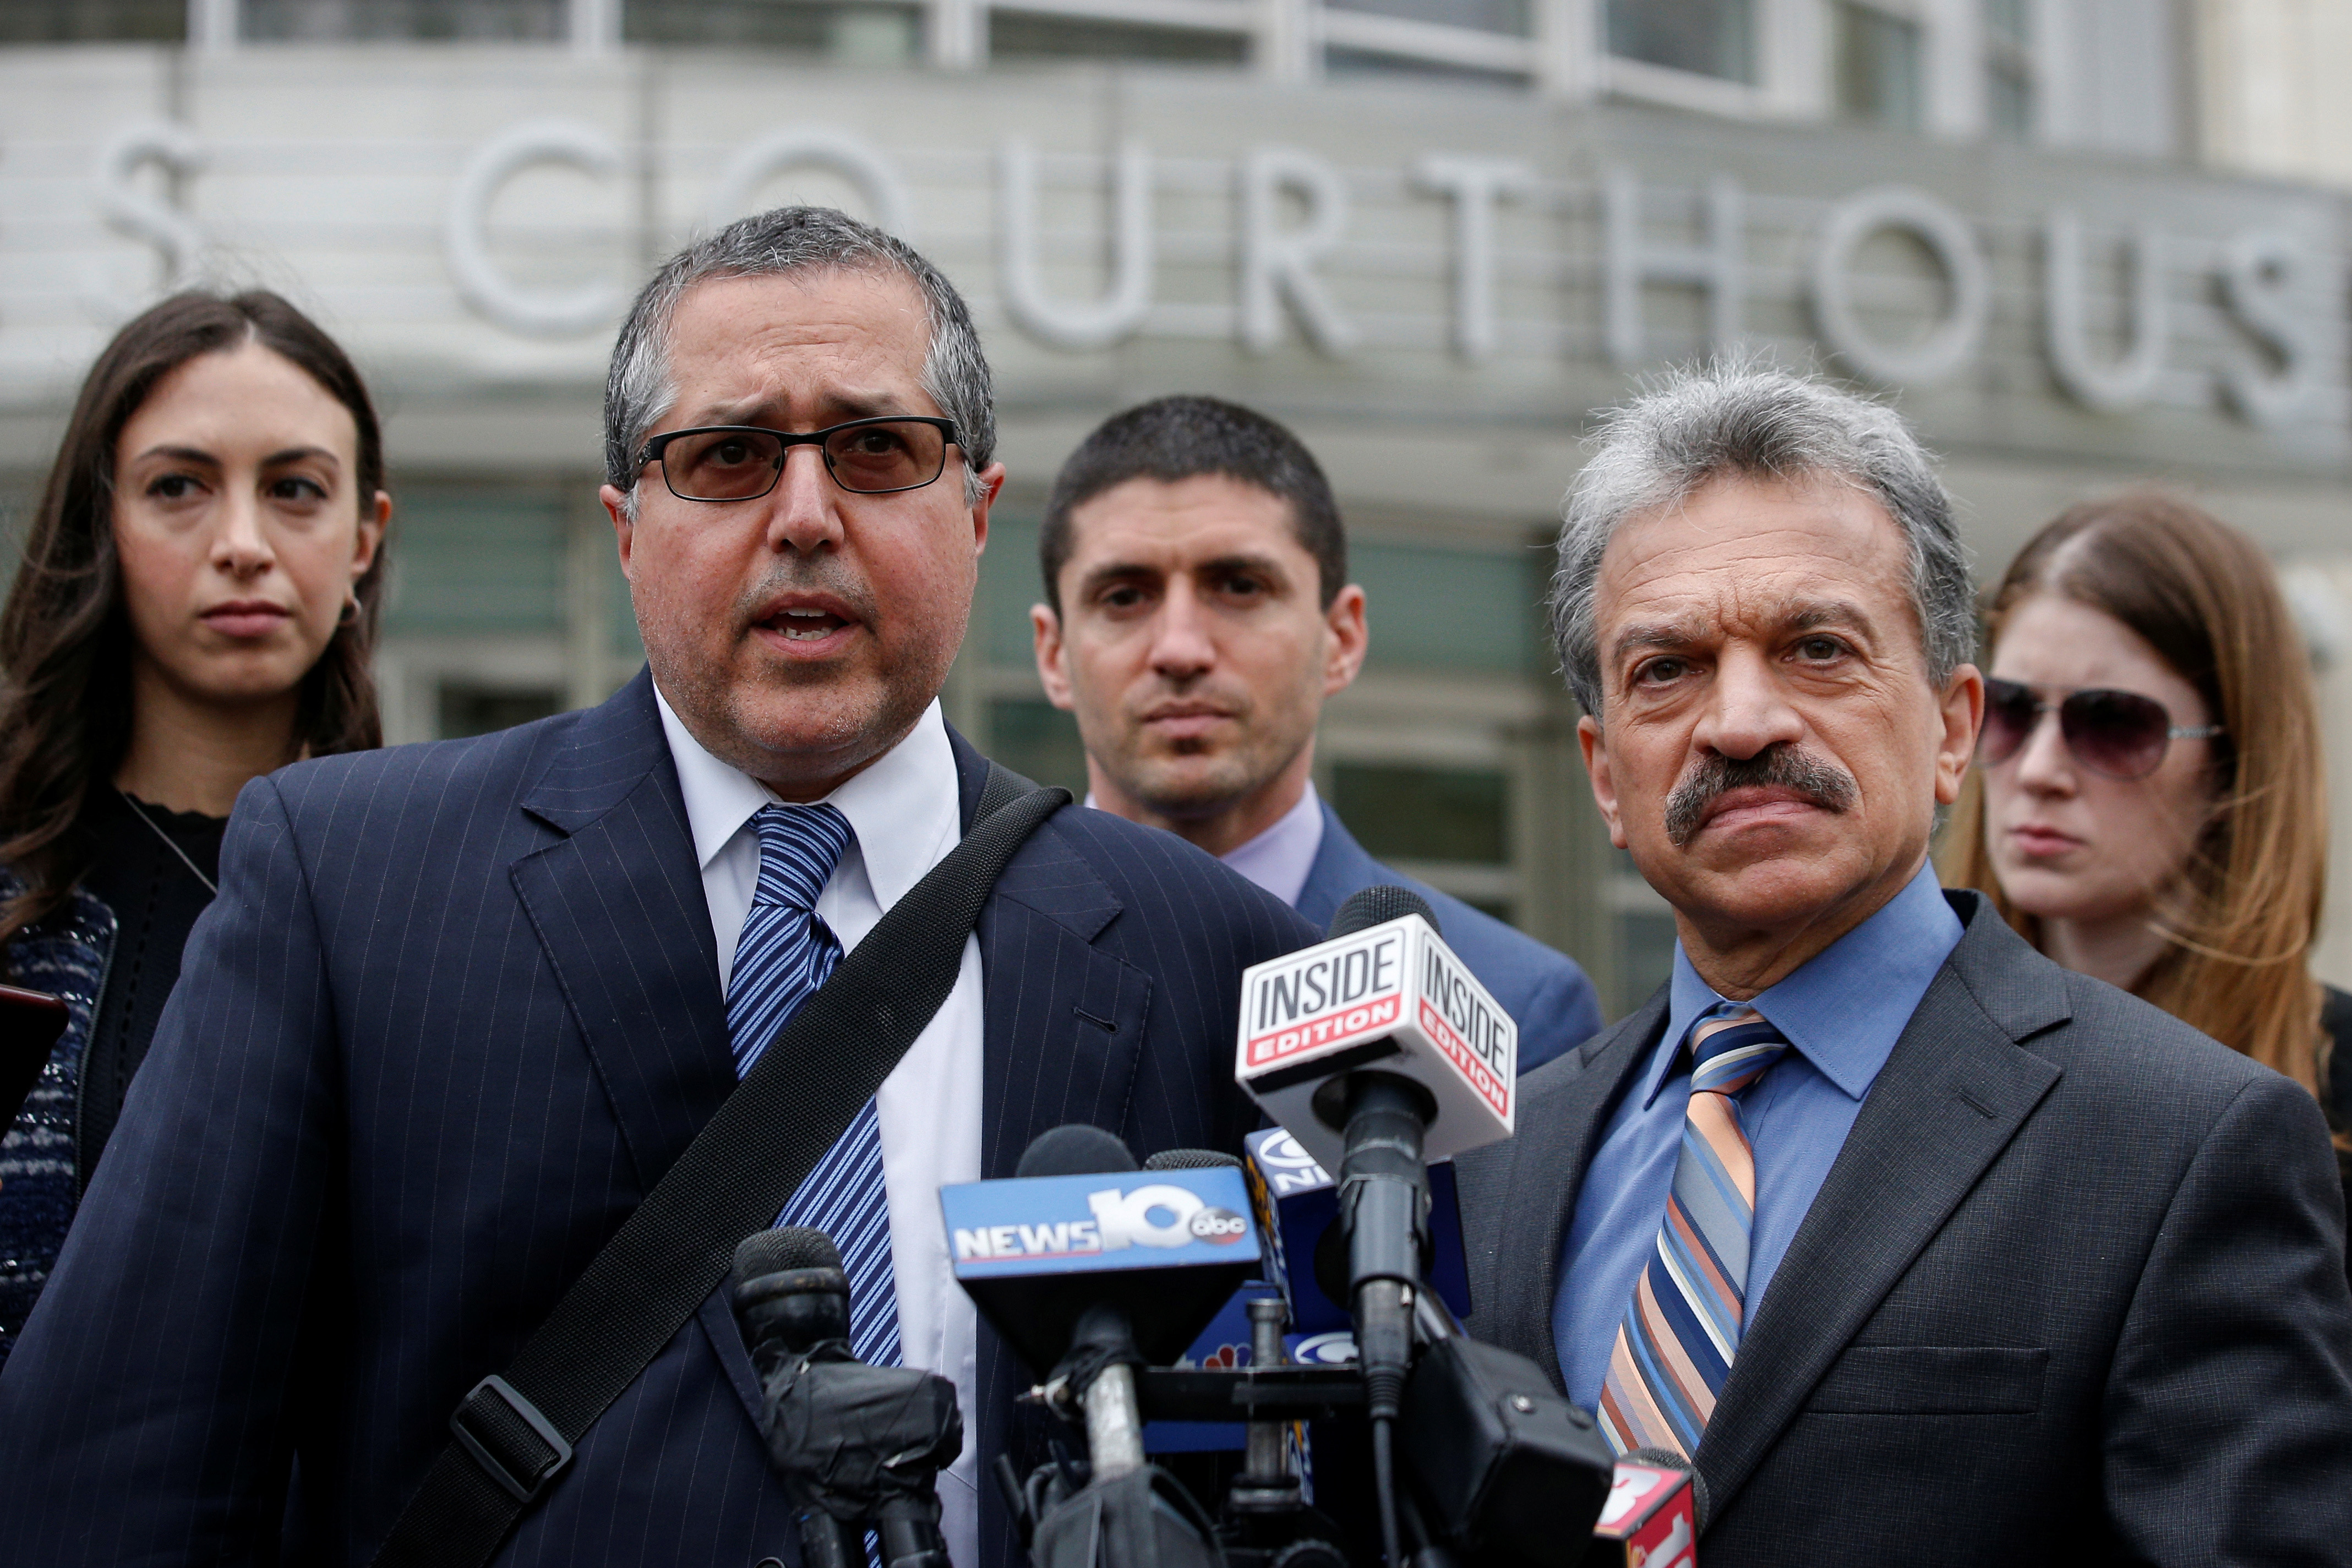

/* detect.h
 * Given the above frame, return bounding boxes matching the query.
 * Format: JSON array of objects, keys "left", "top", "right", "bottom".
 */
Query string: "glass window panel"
[
  {"left": 1330, "top": 763, "right": 1508, "bottom": 866},
  {"left": 1988, "top": 62, "right": 2031, "bottom": 138},
  {"left": 626, "top": 0, "right": 922, "bottom": 60},
  {"left": 1605, "top": 0, "right": 1755, "bottom": 84},
  {"left": 438, "top": 684, "right": 563, "bottom": 739},
  {"left": 989, "top": 11, "right": 1248, "bottom": 64},
  {"left": 1985, "top": 0, "right": 2027, "bottom": 49},
  {"left": 1351, "top": 541, "right": 1543, "bottom": 674},
  {"left": 985, "top": 698, "right": 1092, "bottom": 797},
  {"left": 975, "top": 513, "right": 1048, "bottom": 668},
  {"left": 1324, "top": 0, "right": 1530, "bottom": 36},
  {"left": 0, "top": 1, "right": 184, "bottom": 41},
  {"left": 1985, "top": 0, "right": 2032, "bottom": 140},
  {"left": 1617, "top": 909, "right": 1679, "bottom": 1008},
  {"left": 1324, "top": 47, "right": 1524, "bottom": 88},
  {"left": 1834, "top": 1, "right": 1924, "bottom": 132},
  {"left": 384, "top": 490, "right": 566, "bottom": 636},
  {"left": 243, "top": 0, "right": 564, "bottom": 40}
]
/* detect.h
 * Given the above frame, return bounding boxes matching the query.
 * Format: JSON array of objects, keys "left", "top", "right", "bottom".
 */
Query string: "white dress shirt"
[
  {"left": 1088, "top": 779, "right": 1327, "bottom": 907},
  {"left": 656, "top": 687, "right": 983, "bottom": 1561},
  {"left": 1214, "top": 780, "right": 1326, "bottom": 909}
]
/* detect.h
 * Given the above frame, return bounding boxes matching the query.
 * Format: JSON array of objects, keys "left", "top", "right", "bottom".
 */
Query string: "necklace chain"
[{"left": 116, "top": 786, "right": 220, "bottom": 897}]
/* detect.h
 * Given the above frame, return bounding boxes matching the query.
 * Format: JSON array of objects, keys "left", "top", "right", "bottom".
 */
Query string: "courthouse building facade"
[{"left": 2, "top": 0, "right": 2347, "bottom": 1014}]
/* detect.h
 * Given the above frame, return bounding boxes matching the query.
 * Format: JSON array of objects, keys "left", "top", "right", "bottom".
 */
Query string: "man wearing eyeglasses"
[
  {"left": 0, "top": 209, "right": 1316, "bottom": 1568},
  {"left": 1453, "top": 363, "right": 2352, "bottom": 1566}
]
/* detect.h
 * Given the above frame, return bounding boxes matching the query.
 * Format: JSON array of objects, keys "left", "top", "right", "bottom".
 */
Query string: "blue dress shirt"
[{"left": 1551, "top": 861, "right": 1962, "bottom": 1412}]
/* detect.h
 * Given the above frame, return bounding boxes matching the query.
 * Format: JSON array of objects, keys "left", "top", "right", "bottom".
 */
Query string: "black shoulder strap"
[{"left": 373, "top": 763, "right": 1066, "bottom": 1568}]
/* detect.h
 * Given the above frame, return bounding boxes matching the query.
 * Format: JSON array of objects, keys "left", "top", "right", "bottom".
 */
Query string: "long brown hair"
[
  {"left": 0, "top": 290, "right": 390, "bottom": 951},
  {"left": 1941, "top": 493, "right": 2328, "bottom": 1100}
]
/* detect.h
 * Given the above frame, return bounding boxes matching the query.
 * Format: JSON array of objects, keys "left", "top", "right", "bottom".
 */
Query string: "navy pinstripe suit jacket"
[{"left": 0, "top": 669, "right": 1317, "bottom": 1568}]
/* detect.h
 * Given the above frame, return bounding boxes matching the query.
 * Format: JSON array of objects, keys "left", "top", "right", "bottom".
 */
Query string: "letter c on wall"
[
  {"left": 445, "top": 119, "right": 625, "bottom": 338},
  {"left": 1811, "top": 185, "right": 1990, "bottom": 386},
  {"left": 703, "top": 128, "right": 913, "bottom": 240}
]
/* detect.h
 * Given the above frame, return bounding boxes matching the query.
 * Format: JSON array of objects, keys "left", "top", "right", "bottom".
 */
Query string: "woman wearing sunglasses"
[{"left": 1942, "top": 493, "right": 2349, "bottom": 1253}]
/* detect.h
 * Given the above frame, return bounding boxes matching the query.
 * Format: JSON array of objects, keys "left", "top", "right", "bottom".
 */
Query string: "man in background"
[{"left": 1032, "top": 395, "right": 1601, "bottom": 1071}]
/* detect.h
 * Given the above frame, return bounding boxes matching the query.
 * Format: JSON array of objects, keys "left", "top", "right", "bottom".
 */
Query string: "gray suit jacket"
[{"left": 1456, "top": 888, "right": 2352, "bottom": 1567}]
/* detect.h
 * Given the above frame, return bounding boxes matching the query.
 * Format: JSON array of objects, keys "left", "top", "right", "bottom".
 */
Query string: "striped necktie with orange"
[{"left": 1597, "top": 1004, "right": 1791, "bottom": 1460}]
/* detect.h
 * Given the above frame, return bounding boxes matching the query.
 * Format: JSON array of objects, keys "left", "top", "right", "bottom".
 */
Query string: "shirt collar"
[
  {"left": 1647, "top": 859, "right": 1962, "bottom": 1108},
  {"left": 1213, "top": 781, "right": 1326, "bottom": 908},
  {"left": 654, "top": 684, "right": 961, "bottom": 905},
  {"left": 1078, "top": 782, "right": 1328, "bottom": 909}
]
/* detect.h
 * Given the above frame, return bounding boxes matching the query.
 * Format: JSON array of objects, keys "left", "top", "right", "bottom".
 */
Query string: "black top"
[{"left": 74, "top": 789, "right": 225, "bottom": 1186}]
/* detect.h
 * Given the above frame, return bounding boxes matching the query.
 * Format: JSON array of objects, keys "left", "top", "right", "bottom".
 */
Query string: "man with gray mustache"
[
  {"left": 1661, "top": 747, "right": 1856, "bottom": 849},
  {"left": 1455, "top": 363, "right": 2352, "bottom": 1567}
]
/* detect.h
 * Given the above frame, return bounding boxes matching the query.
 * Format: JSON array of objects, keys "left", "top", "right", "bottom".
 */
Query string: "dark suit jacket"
[
  {"left": 0, "top": 670, "right": 1316, "bottom": 1568},
  {"left": 1456, "top": 889, "right": 2352, "bottom": 1567},
  {"left": 1294, "top": 803, "right": 1601, "bottom": 1074}
]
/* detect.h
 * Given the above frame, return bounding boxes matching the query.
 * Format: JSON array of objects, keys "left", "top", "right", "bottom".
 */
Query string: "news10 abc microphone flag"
[
  {"left": 940, "top": 1164, "right": 1264, "bottom": 1374},
  {"left": 1234, "top": 906, "right": 1516, "bottom": 1171}
]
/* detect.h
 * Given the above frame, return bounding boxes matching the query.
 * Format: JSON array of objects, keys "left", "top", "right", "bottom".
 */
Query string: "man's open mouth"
[{"left": 766, "top": 607, "right": 850, "bottom": 642}]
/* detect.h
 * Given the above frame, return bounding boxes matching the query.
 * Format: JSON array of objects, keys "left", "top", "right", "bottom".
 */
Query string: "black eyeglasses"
[
  {"left": 635, "top": 416, "right": 960, "bottom": 501},
  {"left": 1978, "top": 677, "right": 2224, "bottom": 780}
]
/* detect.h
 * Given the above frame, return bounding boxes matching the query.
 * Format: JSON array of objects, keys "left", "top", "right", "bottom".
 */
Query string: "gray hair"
[
  {"left": 1548, "top": 362, "right": 1974, "bottom": 717},
  {"left": 603, "top": 206, "right": 996, "bottom": 512}
]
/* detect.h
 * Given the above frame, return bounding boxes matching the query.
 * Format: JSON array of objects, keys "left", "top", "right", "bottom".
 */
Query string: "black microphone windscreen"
[
  {"left": 734, "top": 1225, "right": 843, "bottom": 1281},
  {"left": 1142, "top": 1148, "right": 1241, "bottom": 1171},
  {"left": 1623, "top": 1447, "right": 1707, "bottom": 1529},
  {"left": 1330, "top": 884, "right": 1440, "bottom": 939},
  {"left": 1014, "top": 1123, "right": 1138, "bottom": 1178}
]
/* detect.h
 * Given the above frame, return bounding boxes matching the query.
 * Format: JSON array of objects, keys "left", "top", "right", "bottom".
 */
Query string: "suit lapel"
[
  {"left": 1467, "top": 988, "right": 1668, "bottom": 1386},
  {"left": 1294, "top": 804, "right": 1384, "bottom": 932},
  {"left": 940, "top": 724, "right": 1149, "bottom": 1164},
  {"left": 957, "top": 740, "right": 1150, "bottom": 1568},
  {"left": 1695, "top": 898, "right": 2066, "bottom": 1520},
  {"left": 507, "top": 670, "right": 734, "bottom": 1194},
  {"left": 975, "top": 816, "right": 1145, "bottom": 1173}
]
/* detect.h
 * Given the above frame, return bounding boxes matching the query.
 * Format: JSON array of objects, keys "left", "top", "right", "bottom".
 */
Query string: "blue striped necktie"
[
  {"left": 726, "top": 801, "right": 900, "bottom": 1368},
  {"left": 1598, "top": 1003, "right": 1790, "bottom": 1460}
]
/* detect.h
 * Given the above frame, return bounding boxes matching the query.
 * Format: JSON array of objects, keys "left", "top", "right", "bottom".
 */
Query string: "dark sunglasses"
[
  {"left": 1977, "top": 677, "right": 2224, "bottom": 780},
  {"left": 635, "top": 416, "right": 960, "bottom": 501}
]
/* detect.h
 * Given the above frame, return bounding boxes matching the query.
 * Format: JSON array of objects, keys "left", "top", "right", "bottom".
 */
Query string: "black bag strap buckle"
[{"left": 449, "top": 1375, "right": 574, "bottom": 1504}]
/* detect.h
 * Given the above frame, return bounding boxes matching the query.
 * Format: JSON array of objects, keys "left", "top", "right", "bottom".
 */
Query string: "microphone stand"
[{"left": 1332, "top": 1071, "right": 1436, "bottom": 1568}]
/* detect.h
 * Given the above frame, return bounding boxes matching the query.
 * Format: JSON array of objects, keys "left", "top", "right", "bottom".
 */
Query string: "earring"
[{"left": 339, "top": 593, "right": 360, "bottom": 628}]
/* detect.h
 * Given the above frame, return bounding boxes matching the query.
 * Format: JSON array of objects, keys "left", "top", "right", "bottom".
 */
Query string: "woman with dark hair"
[
  {"left": 1941, "top": 493, "right": 2351, "bottom": 1265},
  {"left": 0, "top": 291, "right": 389, "bottom": 1360}
]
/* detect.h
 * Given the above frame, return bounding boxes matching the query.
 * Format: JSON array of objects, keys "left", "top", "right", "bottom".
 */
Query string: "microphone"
[
  {"left": 1622, "top": 1447, "right": 1707, "bottom": 1533},
  {"left": 1587, "top": 1450, "right": 1700, "bottom": 1568},
  {"left": 1233, "top": 887, "right": 1517, "bottom": 1568},
  {"left": 1235, "top": 887, "right": 1517, "bottom": 1171},
  {"left": 1141, "top": 1148, "right": 1240, "bottom": 1171},
  {"left": 1019, "top": 1123, "right": 1139, "bottom": 1179},
  {"left": 1242, "top": 1125, "right": 1472, "bottom": 1348},
  {"left": 941, "top": 1125, "right": 1261, "bottom": 1479},
  {"left": 733, "top": 1225, "right": 852, "bottom": 1374},
  {"left": 732, "top": 1227, "right": 964, "bottom": 1568}
]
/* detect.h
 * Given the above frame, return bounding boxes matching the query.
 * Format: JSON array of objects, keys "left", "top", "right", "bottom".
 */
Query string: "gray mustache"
[{"left": 1663, "top": 747, "right": 1858, "bottom": 848}]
